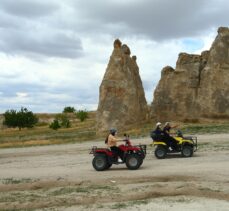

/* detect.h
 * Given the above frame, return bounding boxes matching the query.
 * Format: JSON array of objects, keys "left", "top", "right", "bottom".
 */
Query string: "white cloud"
[
  {"left": 0, "top": 0, "right": 228, "bottom": 113},
  {"left": 16, "top": 92, "right": 28, "bottom": 98}
]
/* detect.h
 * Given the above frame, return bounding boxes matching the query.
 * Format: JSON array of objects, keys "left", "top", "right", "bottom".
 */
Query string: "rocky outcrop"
[
  {"left": 151, "top": 27, "right": 229, "bottom": 121},
  {"left": 97, "top": 39, "right": 148, "bottom": 132}
]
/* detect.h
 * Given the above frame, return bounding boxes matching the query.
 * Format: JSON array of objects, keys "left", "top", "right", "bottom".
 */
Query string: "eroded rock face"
[
  {"left": 151, "top": 27, "right": 229, "bottom": 121},
  {"left": 97, "top": 39, "right": 148, "bottom": 132}
]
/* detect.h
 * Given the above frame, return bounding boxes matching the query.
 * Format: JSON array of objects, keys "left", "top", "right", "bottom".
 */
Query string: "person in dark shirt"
[
  {"left": 151, "top": 122, "right": 164, "bottom": 141},
  {"left": 154, "top": 122, "right": 162, "bottom": 134},
  {"left": 163, "top": 122, "right": 178, "bottom": 149}
]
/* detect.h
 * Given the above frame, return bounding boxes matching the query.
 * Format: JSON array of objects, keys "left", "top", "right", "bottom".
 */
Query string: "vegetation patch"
[
  {"left": 49, "top": 187, "right": 90, "bottom": 196},
  {"left": 0, "top": 183, "right": 120, "bottom": 210},
  {"left": 198, "top": 187, "right": 221, "bottom": 192},
  {"left": 111, "top": 200, "right": 149, "bottom": 209},
  {"left": 111, "top": 202, "right": 128, "bottom": 209},
  {"left": 182, "top": 123, "right": 229, "bottom": 134},
  {"left": 49, "top": 184, "right": 119, "bottom": 197},
  {"left": 1, "top": 178, "right": 35, "bottom": 185},
  {"left": 196, "top": 141, "right": 229, "bottom": 151}
]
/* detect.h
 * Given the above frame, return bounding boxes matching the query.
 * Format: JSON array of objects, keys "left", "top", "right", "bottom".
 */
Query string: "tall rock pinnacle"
[{"left": 97, "top": 39, "right": 148, "bottom": 132}]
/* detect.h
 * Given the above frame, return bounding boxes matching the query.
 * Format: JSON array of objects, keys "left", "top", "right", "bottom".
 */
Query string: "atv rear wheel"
[
  {"left": 155, "top": 146, "right": 167, "bottom": 159},
  {"left": 139, "top": 158, "right": 143, "bottom": 167},
  {"left": 105, "top": 163, "right": 112, "bottom": 170},
  {"left": 92, "top": 154, "right": 108, "bottom": 171},
  {"left": 181, "top": 145, "right": 193, "bottom": 157},
  {"left": 126, "top": 154, "right": 142, "bottom": 170}
]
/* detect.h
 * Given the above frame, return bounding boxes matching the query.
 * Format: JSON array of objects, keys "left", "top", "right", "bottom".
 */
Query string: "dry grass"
[
  {"left": 0, "top": 112, "right": 98, "bottom": 148},
  {"left": 1, "top": 112, "right": 229, "bottom": 148}
]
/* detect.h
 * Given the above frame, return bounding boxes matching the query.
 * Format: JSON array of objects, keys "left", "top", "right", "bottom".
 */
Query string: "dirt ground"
[{"left": 0, "top": 133, "right": 229, "bottom": 210}]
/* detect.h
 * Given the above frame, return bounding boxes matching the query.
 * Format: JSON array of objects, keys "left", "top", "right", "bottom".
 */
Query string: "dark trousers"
[
  {"left": 164, "top": 135, "right": 177, "bottom": 148},
  {"left": 110, "top": 146, "right": 124, "bottom": 160}
]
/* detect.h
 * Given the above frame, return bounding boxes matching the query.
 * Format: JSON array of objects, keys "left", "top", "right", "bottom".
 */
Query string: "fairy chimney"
[{"left": 97, "top": 39, "right": 148, "bottom": 132}]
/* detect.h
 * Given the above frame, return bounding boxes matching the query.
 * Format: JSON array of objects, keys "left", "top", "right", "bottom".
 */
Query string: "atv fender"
[{"left": 153, "top": 141, "right": 167, "bottom": 146}]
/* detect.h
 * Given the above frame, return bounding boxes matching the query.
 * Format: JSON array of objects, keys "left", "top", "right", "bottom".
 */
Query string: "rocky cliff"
[
  {"left": 97, "top": 39, "right": 148, "bottom": 132},
  {"left": 151, "top": 27, "right": 229, "bottom": 121}
]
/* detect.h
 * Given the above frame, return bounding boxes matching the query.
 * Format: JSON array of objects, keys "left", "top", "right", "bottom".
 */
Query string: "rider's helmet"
[
  {"left": 156, "top": 122, "right": 161, "bottom": 127},
  {"left": 164, "top": 122, "right": 170, "bottom": 127},
  {"left": 110, "top": 128, "right": 117, "bottom": 135}
]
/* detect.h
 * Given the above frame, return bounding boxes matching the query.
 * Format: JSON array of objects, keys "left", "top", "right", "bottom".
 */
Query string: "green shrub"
[
  {"left": 55, "top": 114, "right": 71, "bottom": 128},
  {"left": 49, "top": 114, "right": 71, "bottom": 130},
  {"left": 49, "top": 119, "right": 61, "bottom": 130},
  {"left": 63, "top": 106, "right": 76, "bottom": 113},
  {"left": 76, "top": 110, "right": 88, "bottom": 122},
  {"left": 3, "top": 107, "right": 38, "bottom": 130},
  {"left": 60, "top": 114, "right": 71, "bottom": 128}
]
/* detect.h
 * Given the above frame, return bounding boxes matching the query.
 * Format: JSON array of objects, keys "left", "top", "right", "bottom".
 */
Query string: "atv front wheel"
[
  {"left": 155, "top": 146, "right": 167, "bottom": 159},
  {"left": 126, "top": 154, "right": 142, "bottom": 170},
  {"left": 92, "top": 154, "right": 108, "bottom": 171},
  {"left": 181, "top": 145, "right": 193, "bottom": 157}
]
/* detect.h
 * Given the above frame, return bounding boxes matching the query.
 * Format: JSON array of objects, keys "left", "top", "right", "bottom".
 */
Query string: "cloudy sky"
[{"left": 0, "top": 0, "right": 228, "bottom": 113}]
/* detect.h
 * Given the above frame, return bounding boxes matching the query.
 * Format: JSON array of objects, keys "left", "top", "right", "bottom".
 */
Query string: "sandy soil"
[{"left": 0, "top": 133, "right": 229, "bottom": 210}]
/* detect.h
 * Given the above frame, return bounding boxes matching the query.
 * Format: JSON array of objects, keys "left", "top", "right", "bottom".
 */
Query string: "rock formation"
[
  {"left": 97, "top": 39, "right": 148, "bottom": 132},
  {"left": 151, "top": 27, "right": 229, "bottom": 121}
]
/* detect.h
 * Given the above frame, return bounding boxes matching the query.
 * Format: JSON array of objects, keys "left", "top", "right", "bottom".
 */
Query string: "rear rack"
[
  {"left": 89, "top": 146, "right": 111, "bottom": 154},
  {"left": 89, "top": 146, "right": 97, "bottom": 154}
]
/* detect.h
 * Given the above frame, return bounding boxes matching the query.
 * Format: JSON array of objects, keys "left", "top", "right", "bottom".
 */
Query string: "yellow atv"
[{"left": 151, "top": 130, "right": 197, "bottom": 159}]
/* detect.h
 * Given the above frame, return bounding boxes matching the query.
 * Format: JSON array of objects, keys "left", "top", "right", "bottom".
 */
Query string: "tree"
[
  {"left": 3, "top": 109, "right": 17, "bottom": 128},
  {"left": 76, "top": 110, "right": 88, "bottom": 122},
  {"left": 63, "top": 106, "right": 76, "bottom": 113},
  {"left": 3, "top": 107, "right": 38, "bottom": 130}
]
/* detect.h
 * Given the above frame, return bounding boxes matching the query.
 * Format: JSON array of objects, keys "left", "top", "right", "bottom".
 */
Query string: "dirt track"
[{"left": 0, "top": 134, "right": 229, "bottom": 210}]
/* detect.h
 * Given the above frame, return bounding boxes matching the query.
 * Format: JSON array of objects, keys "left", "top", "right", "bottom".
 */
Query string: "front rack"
[
  {"left": 89, "top": 146, "right": 97, "bottom": 154},
  {"left": 191, "top": 136, "right": 198, "bottom": 152},
  {"left": 134, "top": 144, "right": 147, "bottom": 155}
]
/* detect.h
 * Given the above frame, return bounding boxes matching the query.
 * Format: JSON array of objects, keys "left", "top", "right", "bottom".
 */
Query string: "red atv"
[{"left": 90, "top": 134, "right": 146, "bottom": 171}]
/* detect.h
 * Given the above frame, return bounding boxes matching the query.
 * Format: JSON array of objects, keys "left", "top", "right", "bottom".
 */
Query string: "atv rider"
[
  {"left": 163, "top": 122, "right": 178, "bottom": 149},
  {"left": 106, "top": 129, "right": 124, "bottom": 161},
  {"left": 151, "top": 122, "right": 164, "bottom": 141}
]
